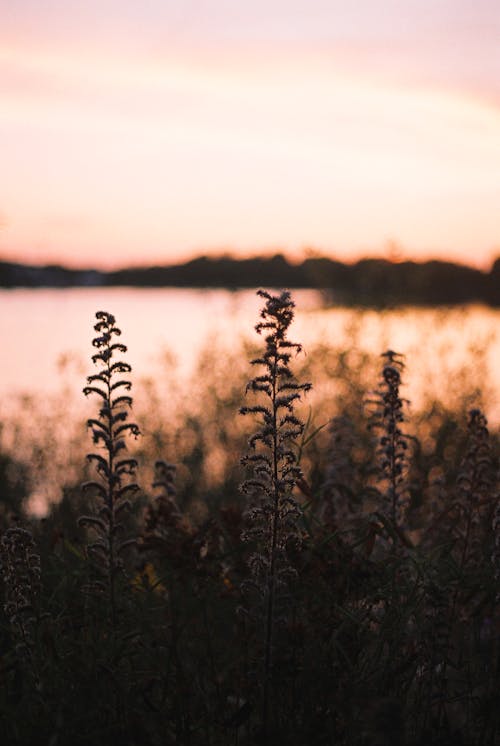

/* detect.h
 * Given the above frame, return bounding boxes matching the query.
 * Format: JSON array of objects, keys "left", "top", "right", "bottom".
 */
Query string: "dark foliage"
[
  {"left": 1, "top": 292, "right": 500, "bottom": 745},
  {"left": 2, "top": 254, "right": 500, "bottom": 306}
]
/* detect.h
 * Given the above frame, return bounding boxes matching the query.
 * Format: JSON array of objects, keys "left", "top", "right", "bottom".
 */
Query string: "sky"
[{"left": 1, "top": 1, "right": 500, "bottom": 269}]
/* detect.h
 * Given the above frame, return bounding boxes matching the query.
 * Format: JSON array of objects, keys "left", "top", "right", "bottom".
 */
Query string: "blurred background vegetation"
[{"left": 1, "top": 301, "right": 500, "bottom": 745}]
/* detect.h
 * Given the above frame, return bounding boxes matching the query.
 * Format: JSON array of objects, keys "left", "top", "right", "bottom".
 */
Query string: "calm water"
[
  {"left": 2, "top": 286, "right": 500, "bottom": 514},
  {"left": 0, "top": 287, "right": 321, "bottom": 395},
  {"left": 0, "top": 286, "right": 499, "bottom": 418}
]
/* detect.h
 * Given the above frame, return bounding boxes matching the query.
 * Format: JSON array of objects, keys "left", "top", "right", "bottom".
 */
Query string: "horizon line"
[{"left": 1, "top": 249, "right": 498, "bottom": 274}]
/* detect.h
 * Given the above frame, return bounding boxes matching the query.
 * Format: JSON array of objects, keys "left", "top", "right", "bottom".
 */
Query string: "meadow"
[{"left": 1, "top": 289, "right": 500, "bottom": 745}]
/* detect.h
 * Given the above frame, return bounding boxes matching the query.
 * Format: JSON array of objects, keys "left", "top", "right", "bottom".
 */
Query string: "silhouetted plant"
[
  {"left": 140, "top": 459, "right": 187, "bottom": 565},
  {"left": 78, "top": 311, "right": 140, "bottom": 628},
  {"left": 3, "top": 298, "right": 500, "bottom": 745},
  {"left": 240, "top": 289, "right": 311, "bottom": 736},
  {"left": 456, "top": 408, "right": 496, "bottom": 568},
  {"left": 0, "top": 523, "right": 41, "bottom": 658},
  {"left": 0, "top": 521, "right": 43, "bottom": 697},
  {"left": 369, "top": 350, "right": 411, "bottom": 533},
  {"left": 152, "top": 459, "right": 178, "bottom": 512}
]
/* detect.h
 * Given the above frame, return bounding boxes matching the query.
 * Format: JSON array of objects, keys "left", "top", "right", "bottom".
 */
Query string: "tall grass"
[{"left": 0, "top": 291, "right": 500, "bottom": 744}]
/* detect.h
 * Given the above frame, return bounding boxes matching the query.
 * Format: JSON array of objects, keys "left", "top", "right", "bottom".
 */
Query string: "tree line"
[{"left": 2, "top": 253, "right": 500, "bottom": 306}]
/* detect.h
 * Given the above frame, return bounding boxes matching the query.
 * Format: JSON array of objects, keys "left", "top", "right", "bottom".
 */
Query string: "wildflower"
[
  {"left": 79, "top": 311, "right": 140, "bottom": 626},
  {"left": 240, "top": 289, "right": 311, "bottom": 733},
  {"left": 369, "top": 350, "right": 410, "bottom": 530},
  {"left": 453, "top": 409, "right": 497, "bottom": 571},
  {"left": 141, "top": 459, "right": 184, "bottom": 551}
]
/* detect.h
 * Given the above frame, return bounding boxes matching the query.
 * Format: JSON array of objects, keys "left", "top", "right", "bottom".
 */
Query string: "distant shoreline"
[{"left": 1, "top": 253, "right": 499, "bottom": 306}]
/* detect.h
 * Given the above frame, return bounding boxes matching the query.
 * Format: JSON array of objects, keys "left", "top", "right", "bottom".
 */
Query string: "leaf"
[
  {"left": 87, "top": 453, "right": 110, "bottom": 476},
  {"left": 78, "top": 516, "right": 107, "bottom": 534},
  {"left": 110, "top": 361, "right": 132, "bottom": 374},
  {"left": 111, "top": 395, "right": 133, "bottom": 409},
  {"left": 110, "top": 379, "right": 132, "bottom": 392},
  {"left": 87, "top": 418, "right": 110, "bottom": 435},
  {"left": 115, "top": 484, "right": 139, "bottom": 499},
  {"left": 83, "top": 385, "right": 108, "bottom": 400},
  {"left": 81, "top": 481, "right": 107, "bottom": 498},
  {"left": 113, "top": 499, "right": 132, "bottom": 517},
  {"left": 86, "top": 372, "right": 109, "bottom": 385},
  {"left": 113, "top": 423, "right": 140, "bottom": 438},
  {"left": 302, "top": 419, "right": 330, "bottom": 449}
]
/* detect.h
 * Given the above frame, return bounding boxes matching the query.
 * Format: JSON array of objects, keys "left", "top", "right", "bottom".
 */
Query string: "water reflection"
[
  {"left": 1, "top": 287, "right": 498, "bottom": 515},
  {"left": 0, "top": 288, "right": 497, "bottom": 418}
]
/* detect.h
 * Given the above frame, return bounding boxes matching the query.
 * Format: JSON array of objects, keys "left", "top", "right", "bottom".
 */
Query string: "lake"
[
  {"left": 0, "top": 287, "right": 499, "bottom": 418},
  {"left": 2, "top": 286, "right": 500, "bottom": 514}
]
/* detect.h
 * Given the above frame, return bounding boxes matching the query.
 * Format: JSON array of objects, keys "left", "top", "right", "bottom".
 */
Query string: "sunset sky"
[{"left": 1, "top": 1, "right": 499, "bottom": 269}]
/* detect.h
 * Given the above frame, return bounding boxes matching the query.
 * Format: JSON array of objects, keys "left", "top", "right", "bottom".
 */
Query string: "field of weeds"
[{"left": 1, "top": 290, "right": 500, "bottom": 745}]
